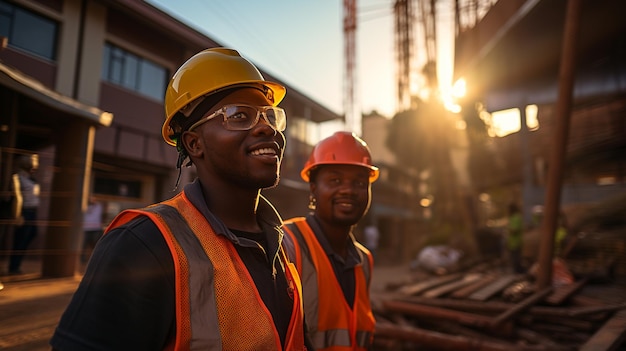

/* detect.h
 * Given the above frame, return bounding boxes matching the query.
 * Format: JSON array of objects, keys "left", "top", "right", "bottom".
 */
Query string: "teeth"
[{"left": 251, "top": 148, "right": 277, "bottom": 156}]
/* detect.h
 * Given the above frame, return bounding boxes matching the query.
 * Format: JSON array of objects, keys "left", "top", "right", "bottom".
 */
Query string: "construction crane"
[
  {"left": 454, "top": 0, "right": 499, "bottom": 34},
  {"left": 394, "top": 0, "right": 438, "bottom": 109},
  {"left": 394, "top": 0, "right": 414, "bottom": 112},
  {"left": 418, "top": 0, "right": 438, "bottom": 95},
  {"left": 343, "top": 0, "right": 360, "bottom": 135}
]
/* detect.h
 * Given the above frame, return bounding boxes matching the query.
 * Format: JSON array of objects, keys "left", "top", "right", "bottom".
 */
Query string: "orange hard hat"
[{"left": 301, "top": 131, "right": 379, "bottom": 183}]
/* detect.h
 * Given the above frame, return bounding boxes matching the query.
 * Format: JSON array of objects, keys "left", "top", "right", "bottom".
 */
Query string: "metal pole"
[
  {"left": 536, "top": 0, "right": 582, "bottom": 289},
  {"left": 519, "top": 105, "right": 534, "bottom": 227}
]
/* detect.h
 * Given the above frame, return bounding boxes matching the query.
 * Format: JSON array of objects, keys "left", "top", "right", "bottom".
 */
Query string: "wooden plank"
[
  {"left": 468, "top": 274, "right": 521, "bottom": 301},
  {"left": 398, "top": 296, "right": 513, "bottom": 314},
  {"left": 397, "top": 296, "right": 626, "bottom": 319},
  {"left": 375, "top": 322, "right": 559, "bottom": 351},
  {"left": 567, "top": 303, "right": 626, "bottom": 318},
  {"left": 516, "top": 328, "right": 570, "bottom": 350},
  {"left": 579, "top": 310, "right": 626, "bottom": 351},
  {"left": 490, "top": 287, "right": 553, "bottom": 327},
  {"left": 521, "top": 315, "right": 595, "bottom": 332},
  {"left": 545, "top": 277, "right": 588, "bottom": 305},
  {"left": 396, "top": 273, "right": 463, "bottom": 296},
  {"left": 422, "top": 273, "right": 483, "bottom": 298},
  {"left": 451, "top": 274, "right": 498, "bottom": 299},
  {"left": 383, "top": 300, "right": 494, "bottom": 329}
]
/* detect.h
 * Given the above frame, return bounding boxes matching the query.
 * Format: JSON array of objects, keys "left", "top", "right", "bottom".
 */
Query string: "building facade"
[
  {"left": 0, "top": 0, "right": 341, "bottom": 276},
  {"left": 454, "top": 0, "right": 626, "bottom": 221}
]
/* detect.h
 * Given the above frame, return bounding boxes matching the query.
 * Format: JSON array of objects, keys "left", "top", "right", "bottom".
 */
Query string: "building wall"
[
  {"left": 1, "top": 0, "right": 431, "bottom": 271},
  {"left": 0, "top": 0, "right": 345, "bottom": 274},
  {"left": 362, "top": 112, "right": 396, "bottom": 165}
]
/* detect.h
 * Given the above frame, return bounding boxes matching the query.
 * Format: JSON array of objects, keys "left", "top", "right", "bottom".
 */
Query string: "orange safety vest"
[
  {"left": 283, "top": 217, "right": 375, "bottom": 351},
  {"left": 106, "top": 191, "right": 305, "bottom": 351}
]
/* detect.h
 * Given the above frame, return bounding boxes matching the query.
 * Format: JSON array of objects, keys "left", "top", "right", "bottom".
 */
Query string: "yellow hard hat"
[
  {"left": 162, "top": 47, "right": 286, "bottom": 146},
  {"left": 301, "top": 131, "right": 379, "bottom": 183}
]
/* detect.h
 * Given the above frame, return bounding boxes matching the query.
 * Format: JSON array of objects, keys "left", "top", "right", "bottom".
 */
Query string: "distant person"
[
  {"left": 283, "top": 131, "right": 378, "bottom": 350},
  {"left": 51, "top": 48, "right": 309, "bottom": 350},
  {"left": 531, "top": 205, "right": 569, "bottom": 256},
  {"left": 363, "top": 222, "right": 380, "bottom": 261},
  {"left": 506, "top": 202, "right": 524, "bottom": 274},
  {"left": 81, "top": 197, "right": 104, "bottom": 263},
  {"left": 8, "top": 153, "right": 40, "bottom": 275},
  {"left": 554, "top": 211, "right": 569, "bottom": 257},
  {"left": 531, "top": 205, "right": 544, "bottom": 229}
]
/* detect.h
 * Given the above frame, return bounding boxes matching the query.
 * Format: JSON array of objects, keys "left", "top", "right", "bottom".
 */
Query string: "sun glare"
[
  {"left": 440, "top": 78, "right": 466, "bottom": 113},
  {"left": 452, "top": 78, "right": 466, "bottom": 98}
]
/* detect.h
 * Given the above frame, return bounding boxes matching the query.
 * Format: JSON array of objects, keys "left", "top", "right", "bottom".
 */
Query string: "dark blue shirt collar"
[
  {"left": 305, "top": 214, "right": 361, "bottom": 269},
  {"left": 182, "top": 179, "right": 284, "bottom": 256}
]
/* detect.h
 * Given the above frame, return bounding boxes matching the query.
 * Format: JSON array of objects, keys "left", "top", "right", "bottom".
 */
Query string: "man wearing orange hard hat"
[
  {"left": 51, "top": 48, "right": 310, "bottom": 351},
  {"left": 283, "top": 131, "right": 379, "bottom": 351}
]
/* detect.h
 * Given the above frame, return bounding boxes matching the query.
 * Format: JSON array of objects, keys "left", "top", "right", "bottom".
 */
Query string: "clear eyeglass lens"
[
  {"left": 269, "top": 108, "right": 287, "bottom": 131},
  {"left": 224, "top": 105, "right": 256, "bottom": 130},
  {"left": 223, "top": 105, "right": 286, "bottom": 131}
]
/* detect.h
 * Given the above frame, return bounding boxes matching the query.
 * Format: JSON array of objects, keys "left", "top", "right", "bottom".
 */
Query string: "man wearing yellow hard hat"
[
  {"left": 51, "top": 48, "right": 310, "bottom": 351},
  {"left": 283, "top": 131, "right": 379, "bottom": 351}
]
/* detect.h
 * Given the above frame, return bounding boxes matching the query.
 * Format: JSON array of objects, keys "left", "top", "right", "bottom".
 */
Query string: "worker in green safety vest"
[{"left": 506, "top": 203, "right": 524, "bottom": 274}]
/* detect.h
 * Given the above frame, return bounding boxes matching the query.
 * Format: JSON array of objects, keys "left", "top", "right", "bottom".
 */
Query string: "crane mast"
[
  {"left": 344, "top": 0, "right": 360, "bottom": 135},
  {"left": 394, "top": 0, "right": 439, "bottom": 109},
  {"left": 394, "top": 0, "right": 414, "bottom": 112},
  {"left": 418, "top": 0, "right": 438, "bottom": 95}
]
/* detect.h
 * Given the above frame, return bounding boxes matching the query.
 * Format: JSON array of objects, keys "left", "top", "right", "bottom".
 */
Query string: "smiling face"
[
  {"left": 182, "top": 88, "right": 286, "bottom": 190},
  {"left": 311, "top": 164, "right": 372, "bottom": 227}
]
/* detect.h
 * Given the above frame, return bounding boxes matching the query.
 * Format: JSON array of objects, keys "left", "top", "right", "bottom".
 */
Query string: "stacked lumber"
[{"left": 371, "top": 261, "right": 626, "bottom": 351}]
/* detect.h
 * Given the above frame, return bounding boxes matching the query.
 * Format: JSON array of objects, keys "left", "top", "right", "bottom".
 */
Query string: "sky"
[{"left": 145, "top": 0, "right": 458, "bottom": 123}]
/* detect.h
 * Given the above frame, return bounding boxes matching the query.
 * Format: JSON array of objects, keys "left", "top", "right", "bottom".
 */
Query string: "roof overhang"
[
  {"left": 0, "top": 61, "right": 113, "bottom": 127},
  {"left": 454, "top": 0, "right": 626, "bottom": 110}
]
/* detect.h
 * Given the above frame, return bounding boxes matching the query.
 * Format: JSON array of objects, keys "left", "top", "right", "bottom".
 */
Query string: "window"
[
  {"left": 101, "top": 43, "right": 168, "bottom": 101},
  {"left": 0, "top": 1, "right": 58, "bottom": 60}
]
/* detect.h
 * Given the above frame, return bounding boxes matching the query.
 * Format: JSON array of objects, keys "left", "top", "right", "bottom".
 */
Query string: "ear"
[{"left": 181, "top": 130, "right": 204, "bottom": 158}]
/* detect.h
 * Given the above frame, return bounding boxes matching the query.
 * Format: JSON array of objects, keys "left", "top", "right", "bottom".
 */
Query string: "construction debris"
[{"left": 371, "top": 259, "right": 626, "bottom": 350}]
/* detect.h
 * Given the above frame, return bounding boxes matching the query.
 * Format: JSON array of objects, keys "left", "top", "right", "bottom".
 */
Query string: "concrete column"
[
  {"left": 42, "top": 121, "right": 94, "bottom": 277},
  {"left": 0, "top": 91, "right": 18, "bottom": 256}
]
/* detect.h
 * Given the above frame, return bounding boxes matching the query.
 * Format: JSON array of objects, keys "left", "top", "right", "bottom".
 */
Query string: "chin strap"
[{"left": 173, "top": 136, "right": 192, "bottom": 191}]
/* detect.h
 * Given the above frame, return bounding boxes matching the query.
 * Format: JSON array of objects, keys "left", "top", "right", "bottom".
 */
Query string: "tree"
[
  {"left": 386, "top": 99, "right": 461, "bottom": 228},
  {"left": 462, "top": 100, "right": 500, "bottom": 192}
]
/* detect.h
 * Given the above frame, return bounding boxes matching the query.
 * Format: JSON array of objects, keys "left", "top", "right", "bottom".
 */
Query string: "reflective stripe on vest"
[
  {"left": 284, "top": 218, "right": 375, "bottom": 351},
  {"left": 106, "top": 191, "right": 305, "bottom": 351}
]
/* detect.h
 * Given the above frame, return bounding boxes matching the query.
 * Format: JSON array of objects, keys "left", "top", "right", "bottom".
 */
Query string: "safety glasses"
[{"left": 188, "top": 104, "right": 286, "bottom": 132}]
